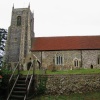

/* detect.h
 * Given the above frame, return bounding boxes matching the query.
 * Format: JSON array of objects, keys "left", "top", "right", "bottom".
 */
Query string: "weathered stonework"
[
  {"left": 33, "top": 50, "right": 100, "bottom": 70},
  {"left": 5, "top": 6, "right": 100, "bottom": 70},
  {"left": 36, "top": 74, "right": 100, "bottom": 95},
  {"left": 82, "top": 50, "right": 100, "bottom": 68},
  {"left": 5, "top": 6, "right": 34, "bottom": 65}
]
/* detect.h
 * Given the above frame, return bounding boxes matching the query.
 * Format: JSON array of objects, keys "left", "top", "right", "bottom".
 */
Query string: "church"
[{"left": 5, "top": 5, "right": 100, "bottom": 70}]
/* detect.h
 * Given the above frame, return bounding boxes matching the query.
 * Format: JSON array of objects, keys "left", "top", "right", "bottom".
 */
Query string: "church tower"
[{"left": 5, "top": 5, "right": 34, "bottom": 65}]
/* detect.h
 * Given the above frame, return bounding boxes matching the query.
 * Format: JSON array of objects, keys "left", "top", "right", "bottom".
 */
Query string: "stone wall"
[
  {"left": 82, "top": 50, "right": 100, "bottom": 68},
  {"left": 36, "top": 74, "right": 100, "bottom": 95},
  {"left": 33, "top": 50, "right": 100, "bottom": 70},
  {"left": 33, "top": 51, "right": 82, "bottom": 70}
]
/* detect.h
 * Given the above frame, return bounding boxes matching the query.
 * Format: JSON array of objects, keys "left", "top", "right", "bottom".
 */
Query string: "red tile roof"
[{"left": 31, "top": 36, "right": 100, "bottom": 51}]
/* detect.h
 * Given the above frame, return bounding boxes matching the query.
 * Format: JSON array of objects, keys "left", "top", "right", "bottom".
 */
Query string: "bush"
[
  {"left": 0, "top": 67, "right": 11, "bottom": 99},
  {"left": 36, "top": 76, "right": 48, "bottom": 95}
]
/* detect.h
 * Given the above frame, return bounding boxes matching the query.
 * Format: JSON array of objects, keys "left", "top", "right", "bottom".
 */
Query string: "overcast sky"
[{"left": 0, "top": 0, "right": 100, "bottom": 37}]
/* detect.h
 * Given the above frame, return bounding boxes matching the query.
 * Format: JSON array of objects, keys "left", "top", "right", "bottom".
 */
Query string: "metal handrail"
[
  {"left": 24, "top": 95, "right": 26, "bottom": 100},
  {"left": 7, "top": 75, "right": 19, "bottom": 100},
  {"left": 7, "top": 59, "right": 36, "bottom": 100},
  {"left": 26, "top": 74, "right": 33, "bottom": 99},
  {"left": 8, "top": 62, "right": 19, "bottom": 83},
  {"left": 7, "top": 62, "right": 20, "bottom": 100},
  {"left": 24, "top": 61, "right": 35, "bottom": 100},
  {"left": 25, "top": 62, "right": 33, "bottom": 83},
  {"left": 27, "top": 75, "right": 33, "bottom": 93}
]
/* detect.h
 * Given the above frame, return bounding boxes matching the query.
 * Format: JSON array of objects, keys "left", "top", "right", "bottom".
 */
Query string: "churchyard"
[
  {"left": 20, "top": 68, "right": 100, "bottom": 75},
  {"left": 0, "top": 68, "right": 100, "bottom": 100}
]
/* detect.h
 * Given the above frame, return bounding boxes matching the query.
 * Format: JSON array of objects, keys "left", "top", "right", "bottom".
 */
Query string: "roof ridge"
[{"left": 34, "top": 35, "right": 100, "bottom": 38}]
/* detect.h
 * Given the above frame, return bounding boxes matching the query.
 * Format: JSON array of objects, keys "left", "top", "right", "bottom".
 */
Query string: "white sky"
[{"left": 0, "top": 0, "right": 100, "bottom": 37}]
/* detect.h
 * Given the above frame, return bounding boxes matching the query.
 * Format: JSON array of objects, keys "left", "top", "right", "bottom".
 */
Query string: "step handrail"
[
  {"left": 8, "top": 62, "right": 19, "bottom": 83},
  {"left": 26, "top": 74, "right": 33, "bottom": 99},
  {"left": 24, "top": 60, "right": 35, "bottom": 100},
  {"left": 25, "top": 62, "right": 33, "bottom": 83},
  {"left": 7, "top": 62, "right": 20, "bottom": 100},
  {"left": 7, "top": 74, "right": 19, "bottom": 100}
]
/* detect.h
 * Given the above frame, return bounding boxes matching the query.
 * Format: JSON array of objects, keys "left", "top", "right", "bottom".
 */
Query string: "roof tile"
[{"left": 31, "top": 36, "right": 100, "bottom": 51}]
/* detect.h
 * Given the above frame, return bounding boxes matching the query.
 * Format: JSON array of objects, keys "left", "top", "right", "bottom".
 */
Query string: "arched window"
[
  {"left": 17, "top": 16, "right": 21, "bottom": 26},
  {"left": 74, "top": 59, "right": 79, "bottom": 67},
  {"left": 55, "top": 53, "right": 64, "bottom": 65}
]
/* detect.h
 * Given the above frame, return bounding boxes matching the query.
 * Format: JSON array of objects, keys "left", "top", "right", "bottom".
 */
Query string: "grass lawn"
[
  {"left": 20, "top": 68, "right": 100, "bottom": 75},
  {"left": 19, "top": 69, "right": 100, "bottom": 100},
  {"left": 33, "top": 91, "right": 100, "bottom": 100}
]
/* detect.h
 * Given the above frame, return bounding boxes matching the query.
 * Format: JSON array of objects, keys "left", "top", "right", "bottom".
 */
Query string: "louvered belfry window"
[{"left": 17, "top": 16, "right": 21, "bottom": 26}]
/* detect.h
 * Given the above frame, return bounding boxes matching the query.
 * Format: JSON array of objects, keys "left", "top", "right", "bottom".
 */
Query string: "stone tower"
[{"left": 5, "top": 5, "right": 34, "bottom": 65}]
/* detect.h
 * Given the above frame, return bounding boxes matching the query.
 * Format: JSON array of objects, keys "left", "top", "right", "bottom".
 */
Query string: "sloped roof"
[{"left": 31, "top": 36, "right": 100, "bottom": 51}]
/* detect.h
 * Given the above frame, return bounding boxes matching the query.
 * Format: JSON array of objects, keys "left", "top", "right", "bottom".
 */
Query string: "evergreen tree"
[{"left": 0, "top": 28, "right": 7, "bottom": 67}]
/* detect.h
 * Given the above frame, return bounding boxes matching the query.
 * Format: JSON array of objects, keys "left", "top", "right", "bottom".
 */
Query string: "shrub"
[
  {"left": 36, "top": 76, "right": 48, "bottom": 95},
  {"left": 0, "top": 67, "right": 11, "bottom": 99}
]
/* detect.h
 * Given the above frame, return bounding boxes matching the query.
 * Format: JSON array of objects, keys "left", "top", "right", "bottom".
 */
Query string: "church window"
[
  {"left": 55, "top": 54, "right": 64, "bottom": 65},
  {"left": 17, "top": 16, "right": 21, "bottom": 26},
  {"left": 74, "top": 59, "right": 79, "bottom": 67}
]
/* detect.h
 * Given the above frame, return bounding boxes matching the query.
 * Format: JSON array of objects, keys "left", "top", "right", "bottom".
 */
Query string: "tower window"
[
  {"left": 14, "top": 38, "right": 17, "bottom": 42},
  {"left": 17, "top": 16, "right": 21, "bottom": 26}
]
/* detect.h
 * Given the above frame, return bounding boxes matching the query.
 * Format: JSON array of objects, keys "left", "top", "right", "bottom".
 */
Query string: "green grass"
[
  {"left": 20, "top": 70, "right": 41, "bottom": 75},
  {"left": 33, "top": 91, "right": 100, "bottom": 100},
  {"left": 20, "top": 68, "right": 100, "bottom": 75},
  {"left": 45, "top": 68, "right": 100, "bottom": 75}
]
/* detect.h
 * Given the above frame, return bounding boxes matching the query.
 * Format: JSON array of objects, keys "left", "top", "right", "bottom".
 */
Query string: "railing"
[
  {"left": 7, "top": 59, "right": 37, "bottom": 100},
  {"left": 8, "top": 63, "right": 19, "bottom": 83},
  {"left": 27, "top": 75, "right": 34, "bottom": 98},
  {"left": 7, "top": 62, "right": 20, "bottom": 100},
  {"left": 25, "top": 61, "right": 34, "bottom": 83},
  {"left": 24, "top": 74, "right": 34, "bottom": 100},
  {"left": 24, "top": 61, "right": 35, "bottom": 100},
  {"left": 7, "top": 75, "right": 19, "bottom": 100}
]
